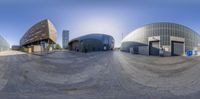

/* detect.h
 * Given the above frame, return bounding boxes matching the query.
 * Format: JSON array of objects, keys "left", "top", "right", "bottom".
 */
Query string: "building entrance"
[{"left": 149, "top": 41, "right": 160, "bottom": 56}]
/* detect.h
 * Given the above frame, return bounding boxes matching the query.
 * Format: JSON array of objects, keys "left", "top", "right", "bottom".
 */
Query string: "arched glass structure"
[
  {"left": 0, "top": 35, "right": 9, "bottom": 51},
  {"left": 121, "top": 22, "right": 200, "bottom": 56}
]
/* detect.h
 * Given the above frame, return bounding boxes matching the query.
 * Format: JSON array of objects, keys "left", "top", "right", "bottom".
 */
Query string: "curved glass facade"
[
  {"left": 69, "top": 34, "right": 114, "bottom": 52},
  {"left": 121, "top": 22, "right": 200, "bottom": 56},
  {"left": 0, "top": 35, "right": 9, "bottom": 51}
]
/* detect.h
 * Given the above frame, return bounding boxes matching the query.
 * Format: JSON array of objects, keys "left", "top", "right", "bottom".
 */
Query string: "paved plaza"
[{"left": 0, "top": 50, "right": 200, "bottom": 99}]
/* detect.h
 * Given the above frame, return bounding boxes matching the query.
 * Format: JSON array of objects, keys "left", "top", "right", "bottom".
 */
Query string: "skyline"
[{"left": 1, "top": 0, "right": 200, "bottom": 47}]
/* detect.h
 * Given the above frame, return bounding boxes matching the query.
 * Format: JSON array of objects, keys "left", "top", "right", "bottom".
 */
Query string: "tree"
[
  {"left": 47, "top": 44, "right": 52, "bottom": 50},
  {"left": 55, "top": 44, "right": 61, "bottom": 49}
]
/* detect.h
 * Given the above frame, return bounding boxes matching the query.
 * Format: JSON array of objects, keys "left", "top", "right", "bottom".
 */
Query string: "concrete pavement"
[{"left": 0, "top": 50, "right": 200, "bottom": 99}]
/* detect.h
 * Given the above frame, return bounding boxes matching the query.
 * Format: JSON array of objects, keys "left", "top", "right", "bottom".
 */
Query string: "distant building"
[
  {"left": 69, "top": 33, "right": 114, "bottom": 52},
  {"left": 62, "top": 30, "right": 69, "bottom": 49},
  {"left": 20, "top": 19, "right": 57, "bottom": 52},
  {"left": 0, "top": 35, "right": 9, "bottom": 52},
  {"left": 12, "top": 45, "right": 21, "bottom": 50}
]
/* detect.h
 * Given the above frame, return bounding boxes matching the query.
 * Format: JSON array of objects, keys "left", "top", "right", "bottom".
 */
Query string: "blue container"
[{"left": 186, "top": 51, "right": 193, "bottom": 56}]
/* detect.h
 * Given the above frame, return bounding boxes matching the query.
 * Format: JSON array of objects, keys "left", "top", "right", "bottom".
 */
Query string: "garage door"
[
  {"left": 149, "top": 41, "right": 159, "bottom": 56},
  {"left": 172, "top": 41, "right": 184, "bottom": 56}
]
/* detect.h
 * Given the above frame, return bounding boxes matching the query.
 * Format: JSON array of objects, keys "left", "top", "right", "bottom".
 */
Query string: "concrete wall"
[
  {"left": 32, "top": 45, "right": 42, "bottom": 52},
  {"left": 162, "top": 45, "right": 171, "bottom": 56},
  {"left": 138, "top": 46, "right": 149, "bottom": 55}
]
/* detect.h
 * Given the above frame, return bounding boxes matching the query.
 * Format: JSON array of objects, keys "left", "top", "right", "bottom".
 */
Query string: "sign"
[{"left": 165, "top": 48, "right": 169, "bottom": 51}]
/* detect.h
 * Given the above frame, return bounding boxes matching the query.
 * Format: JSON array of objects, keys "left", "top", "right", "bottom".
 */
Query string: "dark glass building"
[
  {"left": 62, "top": 30, "right": 69, "bottom": 49},
  {"left": 0, "top": 35, "right": 9, "bottom": 51},
  {"left": 69, "top": 34, "right": 114, "bottom": 52},
  {"left": 121, "top": 22, "right": 200, "bottom": 56}
]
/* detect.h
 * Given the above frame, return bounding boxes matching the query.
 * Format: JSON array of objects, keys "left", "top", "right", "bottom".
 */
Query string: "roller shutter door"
[{"left": 172, "top": 41, "right": 184, "bottom": 56}]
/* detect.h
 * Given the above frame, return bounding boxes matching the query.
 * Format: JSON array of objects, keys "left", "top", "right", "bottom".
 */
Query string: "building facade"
[
  {"left": 121, "top": 22, "right": 200, "bottom": 56},
  {"left": 62, "top": 30, "right": 69, "bottom": 49},
  {"left": 0, "top": 35, "right": 9, "bottom": 52},
  {"left": 20, "top": 19, "right": 57, "bottom": 52},
  {"left": 12, "top": 45, "right": 21, "bottom": 50},
  {"left": 69, "top": 34, "right": 114, "bottom": 52}
]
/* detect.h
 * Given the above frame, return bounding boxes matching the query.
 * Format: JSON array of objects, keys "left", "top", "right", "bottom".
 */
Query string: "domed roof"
[{"left": 69, "top": 33, "right": 113, "bottom": 43}]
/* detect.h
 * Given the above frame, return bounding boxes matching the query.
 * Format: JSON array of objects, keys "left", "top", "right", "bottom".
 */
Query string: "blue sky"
[{"left": 0, "top": 0, "right": 200, "bottom": 47}]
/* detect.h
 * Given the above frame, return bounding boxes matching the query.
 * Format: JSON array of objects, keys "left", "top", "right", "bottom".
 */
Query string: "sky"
[{"left": 0, "top": 0, "right": 200, "bottom": 47}]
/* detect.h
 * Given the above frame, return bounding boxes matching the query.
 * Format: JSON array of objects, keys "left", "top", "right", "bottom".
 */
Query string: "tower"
[{"left": 62, "top": 30, "right": 69, "bottom": 49}]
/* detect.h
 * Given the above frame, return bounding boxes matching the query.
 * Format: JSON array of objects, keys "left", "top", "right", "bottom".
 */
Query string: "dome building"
[
  {"left": 121, "top": 22, "right": 200, "bottom": 56},
  {"left": 69, "top": 34, "right": 114, "bottom": 52}
]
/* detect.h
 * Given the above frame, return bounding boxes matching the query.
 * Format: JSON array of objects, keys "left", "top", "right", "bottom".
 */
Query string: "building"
[
  {"left": 12, "top": 45, "right": 21, "bottom": 50},
  {"left": 20, "top": 19, "right": 57, "bottom": 52},
  {"left": 121, "top": 22, "right": 200, "bottom": 56},
  {"left": 0, "top": 35, "right": 9, "bottom": 51},
  {"left": 62, "top": 30, "right": 69, "bottom": 49},
  {"left": 69, "top": 33, "right": 114, "bottom": 52}
]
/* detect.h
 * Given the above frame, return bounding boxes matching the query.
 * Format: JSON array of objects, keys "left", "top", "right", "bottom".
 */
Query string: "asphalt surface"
[{"left": 0, "top": 50, "right": 200, "bottom": 99}]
